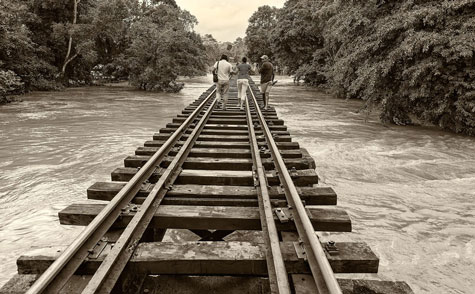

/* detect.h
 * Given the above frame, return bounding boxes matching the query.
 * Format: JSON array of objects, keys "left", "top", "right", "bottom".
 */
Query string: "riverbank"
[
  {"left": 0, "top": 96, "right": 22, "bottom": 105},
  {"left": 7, "top": 76, "right": 472, "bottom": 139}
]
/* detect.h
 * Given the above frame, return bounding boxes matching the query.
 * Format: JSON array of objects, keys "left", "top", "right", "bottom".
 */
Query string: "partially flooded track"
[{"left": 1, "top": 78, "right": 413, "bottom": 294}]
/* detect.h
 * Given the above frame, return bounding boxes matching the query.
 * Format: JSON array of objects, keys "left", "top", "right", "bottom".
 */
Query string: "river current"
[{"left": 0, "top": 76, "right": 474, "bottom": 293}]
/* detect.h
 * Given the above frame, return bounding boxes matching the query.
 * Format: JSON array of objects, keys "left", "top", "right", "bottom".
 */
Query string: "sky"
[{"left": 175, "top": 0, "right": 287, "bottom": 42}]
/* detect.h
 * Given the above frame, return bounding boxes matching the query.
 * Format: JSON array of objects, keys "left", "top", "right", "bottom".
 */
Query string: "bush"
[{"left": 0, "top": 70, "right": 24, "bottom": 97}]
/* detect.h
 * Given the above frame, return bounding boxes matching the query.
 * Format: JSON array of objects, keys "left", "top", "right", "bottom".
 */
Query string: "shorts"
[{"left": 260, "top": 81, "right": 272, "bottom": 93}]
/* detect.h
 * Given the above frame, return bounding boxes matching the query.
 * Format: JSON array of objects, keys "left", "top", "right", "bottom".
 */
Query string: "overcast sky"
[{"left": 175, "top": 0, "right": 287, "bottom": 42}]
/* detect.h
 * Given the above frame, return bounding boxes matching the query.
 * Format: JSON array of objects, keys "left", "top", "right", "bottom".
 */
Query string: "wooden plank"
[
  {"left": 337, "top": 279, "right": 414, "bottom": 294},
  {"left": 87, "top": 181, "right": 151, "bottom": 201},
  {"left": 158, "top": 128, "right": 290, "bottom": 137},
  {"left": 173, "top": 169, "right": 318, "bottom": 186},
  {"left": 159, "top": 197, "right": 288, "bottom": 207},
  {"left": 166, "top": 157, "right": 315, "bottom": 171},
  {"left": 292, "top": 275, "right": 414, "bottom": 294},
  {"left": 124, "top": 156, "right": 313, "bottom": 171},
  {"left": 59, "top": 204, "right": 351, "bottom": 232},
  {"left": 173, "top": 118, "right": 285, "bottom": 125},
  {"left": 87, "top": 183, "right": 337, "bottom": 205},
  {"left": 1, "top": 275, "right": 413, "bottom": 294},
  {"left": 153, "top": 133, "right": 292, "bottom": 143},
  {"left": 144, "top": 140, "right": 300, "bottom": 150},
  {"left": 183, "top": 106, "right": 276, "bottom": 111},
  {"left": 111, "top": 168, "right": 319, "bottom": 186},
  {"left": 17, "top": 241, "right": 377, "bottom": 276},
  {"left": 139, "top": 275, "right": 270, "bottom": 294},
  {"left": 159, "top": 157, "right": 314, "bottom": 171},
  {"left": 134, "top": 148, "right": 302, "bottom": 158},
  {"left": 300, "top": 148, "right": 316, "bottom": 169},
  {"left": 181, "top": 111, "right": 277, "bottom": 117},
  {"left": 173, "top": 123, "right": 286, "bottom": 131}
]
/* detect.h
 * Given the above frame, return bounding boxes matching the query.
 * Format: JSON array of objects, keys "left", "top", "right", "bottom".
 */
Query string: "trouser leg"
[
  {"left": 216, "top": 83, "right": 222, "bottom": 103},
  {"left": 222, "top": 81, "right": 230, "bottom": 109},
  {"left": 237, "top": 80, "right": 242, "bottom": 106},
  {"left": 262, "top": 93, "right": 266, "bottom": 109},
  {"left": 241, "top": 81, "right": 249, "bottom": 109}
]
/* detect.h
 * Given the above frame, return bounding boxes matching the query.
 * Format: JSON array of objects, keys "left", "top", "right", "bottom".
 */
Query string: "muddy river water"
[{"left": 0, "top": 76, "right": 474, "bottom": 293}]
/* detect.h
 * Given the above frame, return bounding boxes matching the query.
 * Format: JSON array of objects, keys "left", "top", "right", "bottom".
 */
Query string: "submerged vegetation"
[{"left": 246, "top": 0, "right": 475, "bottom": 135}]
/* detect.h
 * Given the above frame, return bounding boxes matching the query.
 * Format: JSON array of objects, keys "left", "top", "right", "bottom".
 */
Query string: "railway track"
[{"left": 1, "top": 78, "right": 413, "bottom": 294}]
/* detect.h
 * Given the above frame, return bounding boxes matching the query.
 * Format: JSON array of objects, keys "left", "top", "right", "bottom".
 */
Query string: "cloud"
[{"left": 175, "top": 0, "right": 286, "bottom": 42}]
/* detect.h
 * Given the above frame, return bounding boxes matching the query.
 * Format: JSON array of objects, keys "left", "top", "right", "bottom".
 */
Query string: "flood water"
[{"left": 1, "top": 76, "right": 474, "bottom": 293}]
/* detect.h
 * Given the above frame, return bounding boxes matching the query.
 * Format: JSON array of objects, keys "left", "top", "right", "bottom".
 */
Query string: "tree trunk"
[{"left": 61, "top": 0, "right": 80, "bottom": 77}]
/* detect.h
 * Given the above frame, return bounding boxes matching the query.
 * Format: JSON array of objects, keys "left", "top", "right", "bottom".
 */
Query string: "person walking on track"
[
  {"left": 212, "top": 54, "right": 233, "bottom": 110},
  {"left": 236, "top": 57, "right": 252, "bottom": 110},
  {"left": 259, "top": 55, "right": 275, "bottom": 110}
]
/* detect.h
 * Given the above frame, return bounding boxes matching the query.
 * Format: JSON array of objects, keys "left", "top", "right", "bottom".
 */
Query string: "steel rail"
[
  {"left": 248, "top": 87, "right": 342, "bottom": 294},
  {"left": 26, "top": 88, "right": 217, "bottom": 294},
  {"left": 81, "top": 92, "right": 219, "bottom": 293},
  {"left": 245, "top": 94, "right": 291, "bottom": 294}
]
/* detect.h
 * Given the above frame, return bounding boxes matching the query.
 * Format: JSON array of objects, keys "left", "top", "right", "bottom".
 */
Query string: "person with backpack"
[{"left": 212, "top": 54, "right": 233, "bottom": 110}]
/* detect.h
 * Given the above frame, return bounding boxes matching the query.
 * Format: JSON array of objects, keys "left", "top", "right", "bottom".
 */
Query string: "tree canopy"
[
  {"left": 245, "top": 5, "right": 278, "bottom": 63},
  {"left": 0, "top": 0, "right": 208, "bottom": 94},
  {"left": 126, "top": 2, "right": 206, "bottom": 91},
  {"left": 246, "top": 0, "right": 475, "bottom": 135}
]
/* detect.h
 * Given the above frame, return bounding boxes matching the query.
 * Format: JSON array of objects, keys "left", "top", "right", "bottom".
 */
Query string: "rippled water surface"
[{"left": 1, "top": 76, "right": 474, "bottom": 293}]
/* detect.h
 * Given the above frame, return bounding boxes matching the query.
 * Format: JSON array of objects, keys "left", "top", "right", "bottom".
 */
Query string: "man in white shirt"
[{"left": 212, "top": 54, "right": 233, "bottom": 110}]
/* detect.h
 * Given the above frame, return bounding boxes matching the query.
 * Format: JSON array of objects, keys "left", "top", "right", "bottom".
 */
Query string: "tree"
[
  {"left": 230, "top": 37, "right": 248, "bottom": 62},
  {"left": 28, "top": 0, "right": 98, "bottom": 84},
  {"left": 263, "top": 0, "right": 475, "bottom": 135},
  {"left": 271, "top": 0, "right": 323, "bottom": 77},
  {"left": 314, "top": 0, "right": 475, "bottom": 134},
  {"left": 0, "top": 0, "right": 55, "bottom": 90},
  {"left": 202, "top": 34, "right": 220, "bottom": 66},
  {"left": 91, "top": 0, "right": 142, "bottom": 80},
  {"left": 245, "top": 5, "right": 279, "bottom": 63},
  {"left": 1, "top": 0, "right": 207, "bottom": 93},
  {"left": 126, "top": 2, "right": 206, "bottom": 92}
]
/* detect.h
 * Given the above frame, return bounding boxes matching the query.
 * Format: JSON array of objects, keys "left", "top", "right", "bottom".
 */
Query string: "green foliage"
[
  {"left": 0, "top": 0, "right": 57, "bottom": 90},
  {"left": 1, "top": 0, "right": 207, "bottom": 93},
  {"left": 229, "top": 37, "right": 248, "bottom": 63},
  {"left": 27, "top": 0, "right": 98, "bottom": 84},
  {"left": 245, "top": 5, "right": 279, "bottom": 63},
  {"left": 201, "top": 35, "right": 248, "bottom": 70},
  {"left": 0, "top": 70, "right": 24, "bottom": 100},
  {"left": 267, "top": 0, "right": 475, "bottom": 135},
  {"left": 92, "top": 0, "right": 138, "bottom": 67},
  {"left": 202, "top": 34, "right": 220, "bottom": 66},
  {"left": 126, "top": 3, "right": 206, "bottom": 92},
  {"left": 271, "top": 0, "right": 323, "bottom": 74}
]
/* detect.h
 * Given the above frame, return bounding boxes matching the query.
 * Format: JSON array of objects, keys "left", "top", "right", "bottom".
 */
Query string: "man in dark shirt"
[{"left": 258, "top": 55, "right": 274, "bottom": 110}]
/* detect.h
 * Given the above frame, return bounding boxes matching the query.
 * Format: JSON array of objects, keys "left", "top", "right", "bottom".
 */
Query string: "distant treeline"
[
  {"left": 0, "top": 0, "right": 222, "bottom": 98},
  {"left": 245, "top": 1, "right": 475, "bottom": 135}
]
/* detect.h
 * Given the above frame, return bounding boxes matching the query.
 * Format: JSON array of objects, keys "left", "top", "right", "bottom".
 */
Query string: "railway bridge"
[{"left": 1, "top": 78, "right": 413, "bottom": 294}]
